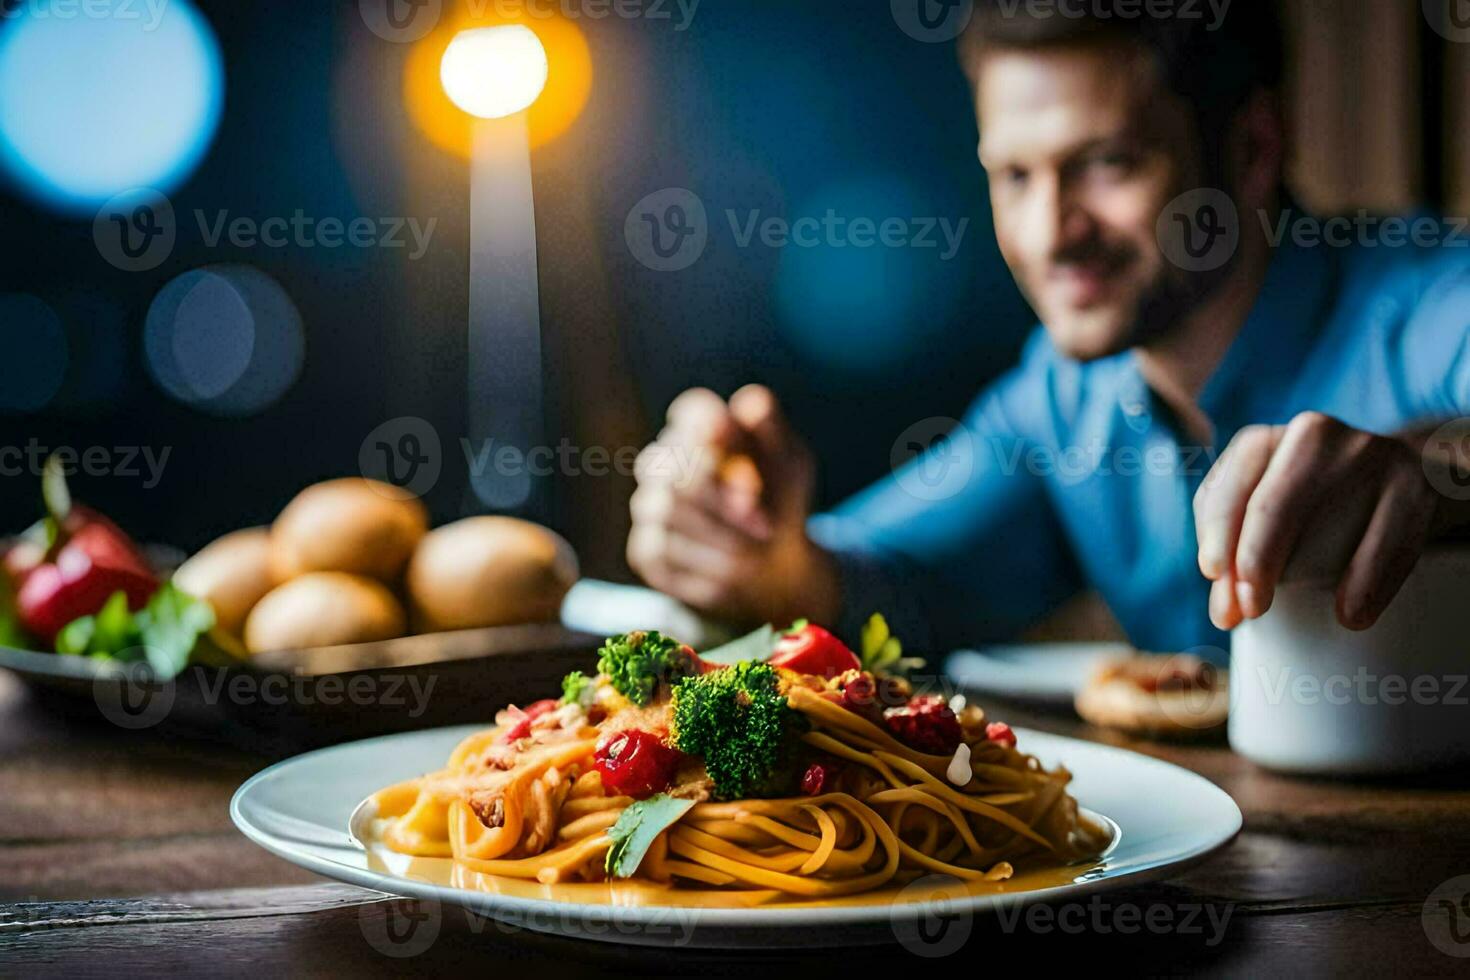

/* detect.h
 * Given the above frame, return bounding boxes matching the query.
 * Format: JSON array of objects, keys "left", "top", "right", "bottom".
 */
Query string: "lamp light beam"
[{"left": 440, "top": 25, "right": 550, "bottom": 511}]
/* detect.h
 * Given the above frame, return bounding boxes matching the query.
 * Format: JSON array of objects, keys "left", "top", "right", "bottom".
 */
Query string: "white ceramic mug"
[{"left": 1229, "top": 547, "right": 1470, "bottom": 774}]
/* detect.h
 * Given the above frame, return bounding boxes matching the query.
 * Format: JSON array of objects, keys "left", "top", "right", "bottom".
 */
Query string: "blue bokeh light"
[
  {"left": 145, "top": 265, "right": 304, "bottom": 418},
  {"left": 0, "top": 0, "right": 223, "bottom": 213}
]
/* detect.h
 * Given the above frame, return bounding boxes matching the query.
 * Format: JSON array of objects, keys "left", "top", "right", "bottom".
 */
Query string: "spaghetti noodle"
[{"left": 371, "top": 626, "right": 1110, "bottom": 900}]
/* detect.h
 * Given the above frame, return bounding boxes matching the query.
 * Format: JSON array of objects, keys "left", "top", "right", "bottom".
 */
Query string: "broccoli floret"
[
  {"left": 669, "top": 661, "right": 809, "bottom": 800},
  {"left": 596, "top": 630, "right": 698, "bottom": 707},
  {"left": 560, "top": 670, "right": 593, "bottom": 706}
]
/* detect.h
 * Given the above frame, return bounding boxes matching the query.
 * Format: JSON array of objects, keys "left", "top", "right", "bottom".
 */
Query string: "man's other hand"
[{"left": 626, "top": 384, "right": 840, "bottom": 627}]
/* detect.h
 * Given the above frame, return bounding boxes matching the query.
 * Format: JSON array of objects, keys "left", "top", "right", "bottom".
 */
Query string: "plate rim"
[{"left": 230, "top": 723, "right": 1243, "bottom": 938}]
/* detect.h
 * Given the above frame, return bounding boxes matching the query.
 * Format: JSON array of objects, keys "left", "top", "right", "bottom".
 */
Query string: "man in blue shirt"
[{"left": 626, "top": 3, "right": 1470, "bottom": 655}]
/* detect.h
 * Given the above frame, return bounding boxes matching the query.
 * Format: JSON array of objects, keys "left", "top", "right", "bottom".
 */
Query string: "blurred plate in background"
[{"left": 946, "top": 642, "right": 1132, "bottom": 706}]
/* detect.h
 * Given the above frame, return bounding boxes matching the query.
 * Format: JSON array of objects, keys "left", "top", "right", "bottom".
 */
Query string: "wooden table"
[{"left": 4, "top": 667, "right": 1470, "bottom": 977}]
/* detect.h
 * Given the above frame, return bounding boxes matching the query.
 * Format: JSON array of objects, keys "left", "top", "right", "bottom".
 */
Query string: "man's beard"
[{"left": 1107, "top": 251, "right": 1241, "bottom": 356}]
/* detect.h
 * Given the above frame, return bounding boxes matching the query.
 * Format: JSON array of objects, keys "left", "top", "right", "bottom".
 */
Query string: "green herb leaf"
[
  {"left": 604, "top": 794, "right": 696, "bottom": 878},
  {"left": 0, "top": 573, "right": 33, "bottom": 650},
  {"left": 49, "top": 582, "right": 214, "bottom": 679},
  {"left": 138, "top": 582, "right": 215, "bottom": 679},
  {"left": 55, "top": 615, "right": 95, "bottom": 655},
  {"left": 93, "top": 591, "right": 135, "bottom": 652},
  {"left": 560, "top": 670, "right": 593, "bottom": 706},
  {"left": 41, "top": 452, "right": 71, "bottom": 525},
  {"left": 859, "top": 612, "right": 926, "bottom": 676},
  {"left": 698, "top": 623, "right": 778, "bottom": 666}
]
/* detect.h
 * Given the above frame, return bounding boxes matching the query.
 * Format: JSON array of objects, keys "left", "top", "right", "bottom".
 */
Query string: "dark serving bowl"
[{"left": 0, "top": 623, "right": 602, "bottom": 755}]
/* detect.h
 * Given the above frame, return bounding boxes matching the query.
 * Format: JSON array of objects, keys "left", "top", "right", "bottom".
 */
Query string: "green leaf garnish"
[
  {"left": 698, "top": 623, "right": 779, "bottom": 666},
  {"left": 860, "top": 613, "right": 926, "bottom": 676},
  {"left": 604, "top": 794, "right": 696, "bottom": 878},
  {"left": 41, "top": 452, "right": 71, "bottom": 525},
  {"left": 51, "top": 582, "right": 214, "bottom": 679},
  {"left": 560, "top": 670, "right": 593, "bottom": 706}
]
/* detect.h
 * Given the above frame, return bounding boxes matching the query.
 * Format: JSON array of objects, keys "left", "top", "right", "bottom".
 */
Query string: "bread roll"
[
  {"left": 406, "top": 516, "right": 577, "bottom": 632},
  {"left": 244, "top": 571, "right": 406, "bottom": 653},
  {"left": 172, "top": 527, "right": 276, "bottom": 638},
  {"left": 270, "top": 478, "right": 427, "bottom": 582}
]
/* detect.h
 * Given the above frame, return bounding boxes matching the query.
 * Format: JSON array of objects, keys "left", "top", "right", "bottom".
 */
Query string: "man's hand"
[
  {"left": 1194, "top": 411, "right": 1464, "bottom": 631},
  {"left": 626, "top": 384, "right": 841, "bottom": 627}
]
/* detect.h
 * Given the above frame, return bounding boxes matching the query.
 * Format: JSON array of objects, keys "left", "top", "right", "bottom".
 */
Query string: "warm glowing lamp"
[
  {"left": 441, "top": 25, "right": 549, "bottom": 510},
  {"left": 440, "top": 26, "right": 548, "bottom": 120}
]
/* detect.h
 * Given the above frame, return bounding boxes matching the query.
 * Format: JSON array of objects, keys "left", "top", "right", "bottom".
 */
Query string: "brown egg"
[
  {"left": 406, "top": 516, "right": 578, "bottom": 633},
  {"left": 172, "top": 526, "right": 276, "bottom": 638},
  {"left": 270, "top": 478, "right": 427, "bottom": 583},
  {"left": 244, "top": 572, "right": 406, "bottom": 653}
]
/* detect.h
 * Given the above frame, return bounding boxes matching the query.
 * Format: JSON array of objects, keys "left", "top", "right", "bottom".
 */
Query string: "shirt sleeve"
[
  {"left": 1400, "top": 248, "right": 1470, "bottom": 417},
  {"left": 807, "top": 338, "right": 1083, "bottom": 654}
]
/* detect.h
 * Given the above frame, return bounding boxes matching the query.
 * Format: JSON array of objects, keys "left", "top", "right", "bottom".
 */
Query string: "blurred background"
[{"left": 1, "top": 0, "right": 1466, "bottom": 583}]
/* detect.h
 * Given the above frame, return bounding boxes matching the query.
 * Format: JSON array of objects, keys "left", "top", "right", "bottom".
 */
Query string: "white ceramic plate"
[
  {"left": 232, "top": 724, "right": 1240, "bottom": 948},
  {"left": 946, "top": 643, "right": 1133, "bottom": 705}
]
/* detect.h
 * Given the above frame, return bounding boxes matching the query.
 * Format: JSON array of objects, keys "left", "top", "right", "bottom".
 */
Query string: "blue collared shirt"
[{"left": 808, "top": 226, "right": 1470, "bottom": 658}]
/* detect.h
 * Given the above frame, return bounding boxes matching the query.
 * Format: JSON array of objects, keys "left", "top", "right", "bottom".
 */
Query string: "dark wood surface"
[{"left": 4, "top": 668, "right": 1470, "bottom": 977}]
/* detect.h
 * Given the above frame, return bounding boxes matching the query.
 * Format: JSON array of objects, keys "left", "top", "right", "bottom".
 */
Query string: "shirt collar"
[{"left": 1195, "top": 233, "right": 1339, "bottom": 440}]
